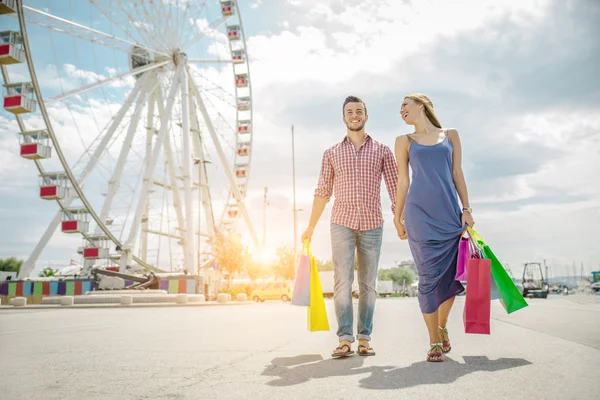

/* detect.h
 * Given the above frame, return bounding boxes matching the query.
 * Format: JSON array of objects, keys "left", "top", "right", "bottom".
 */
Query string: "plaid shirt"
[{"left": 315, "top": 135, "right": 398, "bottom": 231}]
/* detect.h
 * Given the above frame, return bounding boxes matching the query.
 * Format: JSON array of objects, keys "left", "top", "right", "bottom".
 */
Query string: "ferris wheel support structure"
[
  {"left": 123, "top": 65, "right": 183, "bottom": 269},
  {"left": 188, "top": 70, "right": 259, "bottom": 246}
]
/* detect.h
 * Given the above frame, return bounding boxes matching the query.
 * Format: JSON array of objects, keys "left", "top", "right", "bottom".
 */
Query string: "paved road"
[{"left": 1, "top": 296, "right": 598, "bottom": 399}]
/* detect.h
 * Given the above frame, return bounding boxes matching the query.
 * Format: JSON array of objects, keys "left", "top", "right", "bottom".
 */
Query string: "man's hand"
[
  {"left": 394, "top": 219, "right": 407, "bottom": 240},
  {"left": 301, "top": 227, "right": 314, "bottom": 243}
]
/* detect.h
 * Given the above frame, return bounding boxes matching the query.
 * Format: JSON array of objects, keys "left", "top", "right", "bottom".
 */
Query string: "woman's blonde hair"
[{"left": 405, "top": 93, "right": 442, "bottom": 129}]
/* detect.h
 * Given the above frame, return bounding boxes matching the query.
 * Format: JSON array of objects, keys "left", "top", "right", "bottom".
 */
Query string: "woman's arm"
[
  {"left": 394, "top": 135, "right": 410, "bottom": 223},
  {"left": 447, "top": 129, "right": 471, "bottom": 211}
]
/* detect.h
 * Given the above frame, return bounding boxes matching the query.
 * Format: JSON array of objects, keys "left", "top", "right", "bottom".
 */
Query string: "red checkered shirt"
[{"left": 315, "top": 134, "right": 398, "bottom": 231}]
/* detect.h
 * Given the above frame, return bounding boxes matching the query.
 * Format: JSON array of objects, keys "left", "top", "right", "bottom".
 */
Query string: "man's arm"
[
  {"left": 382, "top": 145, "right": 398, "bottom": 215},
  {"left": 301, "top": 150, "right": 334, "bottom": 243}
]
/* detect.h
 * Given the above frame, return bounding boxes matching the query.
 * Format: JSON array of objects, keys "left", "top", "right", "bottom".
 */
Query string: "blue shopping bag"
[{"left": 291, "top": 242, "right": 311, "bottom": 306}]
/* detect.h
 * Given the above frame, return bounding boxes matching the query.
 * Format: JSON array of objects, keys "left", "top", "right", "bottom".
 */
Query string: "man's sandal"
[
  {"left": 438, "top": 326, "right": 451, "bottom": 353},
  {"left": 427, "top": 343, "right": 444, "bottom": 362},
  {"left": 331, "top": 340, "right": 354, "bottom": 358},
  {"left": 357, "top": 342, "right": 376, "bottom": 357}
]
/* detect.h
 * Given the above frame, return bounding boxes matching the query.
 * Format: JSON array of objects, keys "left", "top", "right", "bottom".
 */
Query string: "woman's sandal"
[
  {"left": 427, "top": 343, "right": 444, "bottom": 362},
  {"left": 331, "top": 340, "right": 354, "bottom": 358},
  {"left": 357, "top": 342, "right": 376, "bottom": 357},
  {"left": 438, "top": 326, "right": 451, "bottom": 353}
]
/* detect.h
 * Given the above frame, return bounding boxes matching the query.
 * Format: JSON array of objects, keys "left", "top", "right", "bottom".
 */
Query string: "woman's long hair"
[{"left": 405, "top": 93, "right": 442, "bottom": 129}]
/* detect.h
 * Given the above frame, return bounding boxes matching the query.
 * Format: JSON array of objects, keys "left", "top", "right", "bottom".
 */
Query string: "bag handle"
[
  {"left": 302, "top": 239, "right": 313, "bottom": 256},
  {"left": 465, "top": 227, "right": 485, "bottom": 258}
]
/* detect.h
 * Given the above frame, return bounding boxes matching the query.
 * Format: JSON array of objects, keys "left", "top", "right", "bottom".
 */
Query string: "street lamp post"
[{"left": 291, "top": 125, "right": 298, "bottom": 263}]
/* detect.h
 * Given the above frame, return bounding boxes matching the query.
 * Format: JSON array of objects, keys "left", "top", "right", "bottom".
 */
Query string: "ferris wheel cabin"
[
  {"left": 19, "top": 130, "right": 51, "bottom": 160},
  {"left": 61, "top": 208, "right": 90, "bottom": 234},
  {"left": 0, "top": 0, "right": 16, "bottom": 15},
  {"left": 221, "top": 1, "right": 235, "bottom": 17},
  {"left": 237, "top": 143, "right": 249, "bottom": 156},
  {"left": 39, "top": 172, "right": 68, "bottom": 200},
  {"left": 235, "top": 163, "right": 248, "bottom": 178},
  {"left": 0, "top": 31, "right": 24, "bottom": 65},
  {"left": 82, "top": 236, "right": 110, "bottom": 260},
  {"left": 235, "top": 73, "right": 248, "bottom": 88},
  {"left": 3, "top": 82, "right": 36, "bottom": 114},
  {"left": 227, "top": 25, "right": 241, "bottom": 41},
  {"left": 237, "top": 120, "right": 251, "bottom": 134},
  {"left": 232, "top": 49, "right": 245, "bottom": 64},
  {"left": 237, "top": 96, "right": 251, "bottom": 111}
]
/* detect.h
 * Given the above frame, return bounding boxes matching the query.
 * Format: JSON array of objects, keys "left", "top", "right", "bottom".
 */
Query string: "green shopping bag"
[{"left": 467, "top": 227, "right": 528, "bottom": 314}]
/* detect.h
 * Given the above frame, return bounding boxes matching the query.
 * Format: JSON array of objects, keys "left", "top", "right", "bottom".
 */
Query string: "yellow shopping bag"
[{"left": 306, "top": 242, "right": 330, "bottom": 332}]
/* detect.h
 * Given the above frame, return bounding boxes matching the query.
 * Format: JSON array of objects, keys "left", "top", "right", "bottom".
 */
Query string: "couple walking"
[{"left": 301, "top": 94, "right": 475, "bottom": 362}]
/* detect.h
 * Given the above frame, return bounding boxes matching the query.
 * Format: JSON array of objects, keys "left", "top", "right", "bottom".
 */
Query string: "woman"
[{"left": 393, "top": 93, "right": 474, "bottom": 362}]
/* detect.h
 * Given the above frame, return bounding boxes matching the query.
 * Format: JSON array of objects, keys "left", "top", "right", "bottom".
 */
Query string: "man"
[{"left": 301, "top": 95, "right": 398, "bottom": 358}]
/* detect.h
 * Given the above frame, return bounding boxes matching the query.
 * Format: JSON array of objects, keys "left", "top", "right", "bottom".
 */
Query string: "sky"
[{"left": 0, "top": 0, "right": 599, "bottom": 279}]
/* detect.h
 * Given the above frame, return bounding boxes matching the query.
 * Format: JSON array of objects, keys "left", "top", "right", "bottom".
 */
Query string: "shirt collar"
[{"left": 342, "top": 133, "right": 371, "bottom": 146}]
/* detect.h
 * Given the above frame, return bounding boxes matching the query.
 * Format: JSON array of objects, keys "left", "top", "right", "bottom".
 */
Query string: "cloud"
[{"left": 1, "top": 0, "right": 598, "bottom": 277}]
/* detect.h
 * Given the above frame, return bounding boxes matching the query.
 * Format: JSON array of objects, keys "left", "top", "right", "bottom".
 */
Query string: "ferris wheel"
[{"left": 0, "top": 0, "right": 259, "bottom": 278}]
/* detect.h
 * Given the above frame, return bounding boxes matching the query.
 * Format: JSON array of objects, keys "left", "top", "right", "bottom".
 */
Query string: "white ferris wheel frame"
[{"left": 0, "top": 0, "right": 258, "bottom": 278}]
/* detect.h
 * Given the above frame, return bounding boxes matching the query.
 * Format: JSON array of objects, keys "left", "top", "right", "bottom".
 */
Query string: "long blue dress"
[{"left": 404, "top": 132, "right": 465, "bottom": 314}]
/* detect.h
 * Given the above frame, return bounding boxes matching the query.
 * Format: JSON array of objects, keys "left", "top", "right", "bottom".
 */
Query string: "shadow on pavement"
[{"left": 262, "top": 354, "right": 531, "bottom": 388}]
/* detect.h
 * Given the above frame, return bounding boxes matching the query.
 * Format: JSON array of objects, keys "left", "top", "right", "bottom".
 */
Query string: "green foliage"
[
  {"left": 273, "top": 245, "right": 295, "bottom": 280},
  {"left": 0, "top": 257, "right": 23, "bottom": 273},
  {"left": 316, "top": 252, "right": 358, "bottom": 272},
  {"left": 378, "top": 267, "right": 416, "bottom": 286},
  {"left": 213, "top": 232, "right": 246, "bottom": 282},
  {"left": 39, "top": 267, "right": 56, "bottom": 277},
  {"left": 245, "top": 259, "right": 269, "bottom": 282}
]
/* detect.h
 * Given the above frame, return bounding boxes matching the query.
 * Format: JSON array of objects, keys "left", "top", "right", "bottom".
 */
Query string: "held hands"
[
  {"left": 461, "top": 211, "right": 475, "bottom": 228},
  {"left": 301, "top": 227, "right": 314, "bottom": 244},
  {"left": 394, "top": 219, "right": 407, "bottom": 240}
]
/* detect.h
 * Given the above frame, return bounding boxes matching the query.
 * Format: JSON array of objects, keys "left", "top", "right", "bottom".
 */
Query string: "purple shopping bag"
[
  {"left": 291, "top": 248, "right": 311, "bottom": 306},
  {"left": 455, "top": 237, "right": 470, "bottom": 281}
]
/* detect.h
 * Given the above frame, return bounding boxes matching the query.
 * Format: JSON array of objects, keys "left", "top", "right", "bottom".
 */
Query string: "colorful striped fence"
[
  {"left": 1, "top": 277, "right": 201, "bottom": 305},
  {"left": 0, "top": 279, "right": 95, "bottom": 305},
  {"left": 124, "top": 277, "right": 200, "bottom": 294}
]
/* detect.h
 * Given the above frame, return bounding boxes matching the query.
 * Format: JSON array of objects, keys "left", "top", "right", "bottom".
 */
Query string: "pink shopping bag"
[
  {"left": 455, "top": 237, "right": 470, "bottom": 281},
  {"left": 463, "top": 258, "right": 491, "bottom": 334}
]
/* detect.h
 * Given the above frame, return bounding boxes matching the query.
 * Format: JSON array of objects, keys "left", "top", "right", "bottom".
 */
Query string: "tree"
[
  {"left": 273, "top": 245, "right": 296, "bottom": 280},
  {"left": 316, "top": 258, "right": 335, "bottom": 271},
  {"left": 39, "top": 267, "right": 56, "bottom": 277},
  {"left": 378, "top": 267, "right": 417, "bottom": 286},
  {"left": 213, "top": 231, "right": 246, "bottom": 289},
  {"left": 316, "top": 253, "right": 358, "bottom": 272},
  {"left": 245, "top": 258, "right": 269, "bottom": 283},
  {"left": 0, "top": 257, "right": 23, "bottom": 274}
]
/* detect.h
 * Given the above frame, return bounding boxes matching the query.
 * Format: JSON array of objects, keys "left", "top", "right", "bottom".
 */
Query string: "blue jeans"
[{"left": 331, "top": 223, "right": 383, "bottom": 343}]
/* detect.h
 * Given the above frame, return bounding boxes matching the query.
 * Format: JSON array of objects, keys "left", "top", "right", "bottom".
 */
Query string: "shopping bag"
[
  {"left": 463, "top": 257, "right": 491, "bottom": 334},
  {"left": 455, "top": 236, "right": 470, "bottom": 281},
  {"left": 467, "top": 227, "right": 528, "bottom": 314},
  {"left": 290, "top": 243, "right": 311, "bottom": 306},
  {"left": 307, "top": 248, "right": 330, "bottom": 332}
]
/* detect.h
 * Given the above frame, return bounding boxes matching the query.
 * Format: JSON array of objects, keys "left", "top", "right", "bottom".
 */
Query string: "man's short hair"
[{"left": 342, "top": 95, "right": 367, "bottom": 116}]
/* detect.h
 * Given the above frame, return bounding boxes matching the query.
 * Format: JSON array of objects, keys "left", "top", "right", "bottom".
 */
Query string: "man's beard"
[{"left": 346, "top": 121, "right": 365, "bottom": 131}]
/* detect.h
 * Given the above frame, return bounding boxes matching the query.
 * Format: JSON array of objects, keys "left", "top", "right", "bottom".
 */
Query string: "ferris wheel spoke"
[
  {"left": 139, "top": 88, "right": 158, "bottom": 263},
  {"left": 45, "top": 60, "right": 170, "bottom": 106},
  {"left": 187, "top": 58, "right": 236, "bottom": 64},
  {"left": 93, "top": 75, "right": 153, "bottom": 238},
  {"left": 180, "top": 67, "right": 197, "bottom": 271},
  {"left": 188, "top": 71, "right": 259, "bottom": 247},
  {"left": 182, "top": 17, "right": 228, "bottom": 54},
  {"left": 20, "top": 5, "right": 169, "bottom": 58},
  {"left": 189, "top": 83, "right": 216, "bottom": 240},
  {"left": 125, "top": 65, "right": 183, "bottom": 257}
]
